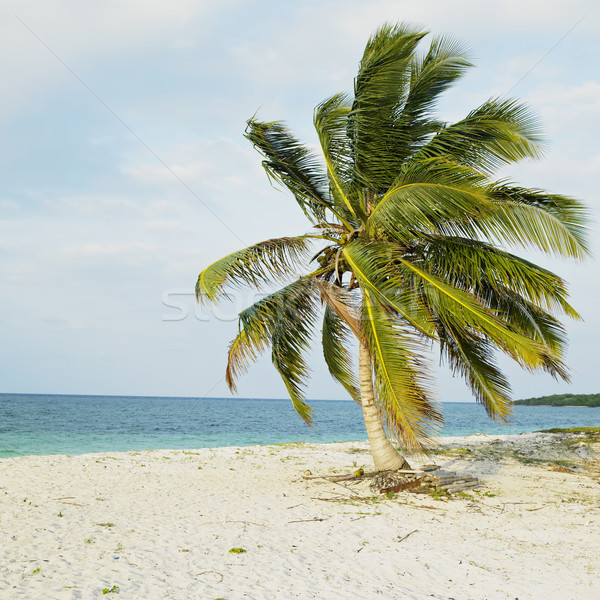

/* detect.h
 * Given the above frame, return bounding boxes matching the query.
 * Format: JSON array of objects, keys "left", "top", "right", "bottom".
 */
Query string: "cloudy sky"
[{"left": 0, "top": 0, "right": 598, "bottom": 404}]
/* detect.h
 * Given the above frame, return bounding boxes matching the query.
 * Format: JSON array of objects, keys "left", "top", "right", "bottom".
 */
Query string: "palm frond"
[
  {"left": 270, "top": 283, "right": 321, "bottom": 424},
  {"left": 322, "top": 306, "right": 360, "bottom": 403},
  {"left": 484, "top": 286, "right": 569, "bottom": 357},
  {"left": 367, "top": 160, "right": 492, "bottom": 240},
  {"left": 361, "top": 289, "right": 442, "bottom": 450},
  {"left": 314, "top": 279, "right": 361, "bottom": 338},
  {"left": 226, "top": 277, "right": 319, "bottom": 423},
  {"left": 343, "top": 241, "right": 437, "bottom": 337},
  {"left": 395, "top": 257, "right": 567, "bottom": 377},
  {"left": 414, "top": 236, "right": 581, "bottom": 318},
  {"left": 438, "top": 323, "right": 512, "bottom": 421},
  {"left": 313, "top": 94, "right": 363, "bottom": 225},
  {"left": 472, "top": 200, "right": 588, "bottom": 260},
  {"left": 347, "top": 23, "right": 426, "bottom": 190},
  {"left": 226, "top": 327, "right": 269, "bottom": 393},
  {"left": 414, "top": 98, "right": 544, "bottom": 173},
  {"left": 487, "top": 184, "right": 590, "bottom": 258},
  {"left": 245, "top": 118, "right": 333, "bottom": 223},
  {"left": 398, "top": 35, "right": 472, "bottom": 150},
  {"left": 196, "top": 236, "right": 312, "bottom": 303}
]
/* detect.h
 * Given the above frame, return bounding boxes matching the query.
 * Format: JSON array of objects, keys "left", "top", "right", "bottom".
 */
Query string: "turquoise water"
[{"left": 1, "top": 393, "right": 599, "bottom": 458}]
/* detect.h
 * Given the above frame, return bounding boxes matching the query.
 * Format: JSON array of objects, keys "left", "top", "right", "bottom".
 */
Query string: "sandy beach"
[{"left": 1, "top": 432, "right": 599, "bottom": 600}]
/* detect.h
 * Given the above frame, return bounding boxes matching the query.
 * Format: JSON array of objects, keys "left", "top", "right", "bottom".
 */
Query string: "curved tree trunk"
[{"left": 359, "top": 342, "right": 411, "bottom": 471}]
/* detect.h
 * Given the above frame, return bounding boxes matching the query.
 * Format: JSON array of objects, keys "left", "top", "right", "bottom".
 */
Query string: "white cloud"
[{"left": 0, "top": 0, "right": 237, "bottom": 121}]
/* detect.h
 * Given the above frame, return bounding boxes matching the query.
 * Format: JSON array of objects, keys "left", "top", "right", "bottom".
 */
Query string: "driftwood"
[
  {"left": 376, "top": 468, "right": 481, "bottom": 495},
  {"left": 397, "top": 529, "right": 419, "bottom": 543},
  {"left": 327, "top": 472, "right": 362, "bottom": 482},
  {"left": 288, "top": 517, "right": 327, "bottom": 524},
  {"left": 379, "top": 477, "right": 424, "bottom": 494},
  {"left": 195, "top": 571, "right": 224, "bottom": 583},
  {"left": 303, "top": 466, "right": 481, "bottom": 496},
  {"left": 428, "top": 470, "right": 480, "bottom": 492},
  {"left": 302, "top": 470, "right": 364, "bottom": 483}
]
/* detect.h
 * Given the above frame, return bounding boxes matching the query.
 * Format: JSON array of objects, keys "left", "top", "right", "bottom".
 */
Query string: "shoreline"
[
  {"left": 3, "top": 427, "right": 600, "bottom": 460},
  {"left": 2, "top": 432, "right": 599, "bottom": 599}
]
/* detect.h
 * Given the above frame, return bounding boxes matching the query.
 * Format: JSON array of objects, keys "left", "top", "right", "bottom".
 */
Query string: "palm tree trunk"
[{"left": 359, "top": 342, "right": 411, "bottom": 471}]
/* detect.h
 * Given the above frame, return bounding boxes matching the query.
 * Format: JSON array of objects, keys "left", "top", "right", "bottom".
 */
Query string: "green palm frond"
[
  {"left": 488, "top": 184, "right": 590, "bottom": 257},
  {"left": 196, "top": 236, "right": 312, "bottom": 303},
  {"left": 361, "top": 289, "right": 442, "bottom": 450},
  {"left": 322, "top": 305, "right": 360, "bottom": 403},
  {"left": 398, "top": 35, "right": 472, "bottom": 149},
  {"left": 414, "top": 236, "right": 580, "bottom": 318},
  {"left": 368, "top": 160, "right": 492, "bottom": 240},
  {"left": 415, "top": 98, "right": 544, "bottom": 173},
  {"left": 473, "top": 199, "right": 589, "bottom": 260},
  {"left": 313, "top": 94, "right": 362, "bottom": 225},
  {"left": 484, "top": 287, "right": 569, "bottom": 358},
  {"left": 226, "top": 327, "right": 269, "bottom": 393},
  {"left": 225, "top": 278, "right": 319, "bottom": 423},
  {"left": 343, "top": 241, "right": 437, "bottom": 336},
  {"left": 348, "top": 23, "right": 426, "bottom": 189},
  {"left": 244, "top": 118, "right": 333, "bottom": 222},
  {"left": 438, "top": 323, "right": 512, "bottom": 420},
  {"left": 270, "top": 282, "right": 321, "bottom": 424},
  {"left": 395, "top": 257, "right": 565, "bottom": 375}
]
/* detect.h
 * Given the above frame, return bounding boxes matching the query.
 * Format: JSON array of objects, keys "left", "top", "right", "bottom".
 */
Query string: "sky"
[{"left": 0, "top": 0, "right": 598, "bottom": 404}]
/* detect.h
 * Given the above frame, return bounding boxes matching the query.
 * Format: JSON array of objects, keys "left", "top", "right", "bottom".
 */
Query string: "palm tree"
[{"left": 196, "top": 24, "right": 588, "bottom": 471}]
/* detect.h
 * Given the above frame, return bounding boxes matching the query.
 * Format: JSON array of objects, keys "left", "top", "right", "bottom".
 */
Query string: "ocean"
[{"left": 1, "top": 393, "right": 599, "bottom": 458}]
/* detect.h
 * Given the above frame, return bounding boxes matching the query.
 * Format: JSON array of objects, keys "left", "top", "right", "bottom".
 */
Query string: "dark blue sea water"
[{"left": 0, "top": 393, "right": 599, "bottom": 458}]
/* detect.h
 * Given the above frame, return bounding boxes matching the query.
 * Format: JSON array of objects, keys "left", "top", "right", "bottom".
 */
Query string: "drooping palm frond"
[
  {"left": 314, "top": 279, "right": 361, "bottom": 338},
  {"left": 367, "top": 160, "right": 492, "bottom": 240},
  {"left": 472, "top": 198, "right": 589, "bottom": 260},
  {"left": 394, "top": 255, "right": 567, "bottom": 377},
  {"left": 482, "top": 286, "right": 569, "bottom": 358},
  {"left": 437, "top": 322, "right": 513, "bottom": 420},
  {"left": 342, "top": 241, "right": 437, "bottom": 337},
  {"left": 244, "top": 118, "right": 333, "bottom": 222},
  {"left": 413, "top": 236, "right": 580, "bottom": 318},
  {"left": 226, "top": 327, "right": 269, "bottom": 393},
  {"left": 361, "top": 289, "right": 442, "bottom": 450},
  {"left": 415, "top": 98, "right": 544, "bottom": 173},
  {"left": 313, "top": 94, "right": 363, "bottom": 225},
  {"left": 488, "top": 184, "right": 590, "bottom": 257},
  {"left": 225, "top": 277, "right": 319, "bottom": 423},
  {"left": 270, "top": 283, "right": 321, "bottom": 423},
  {"left": 322, "top": 305, "right": 360, "bottom": 403},
  {"left": 196, "top": 236, "right": 312, "bottom": 303}
]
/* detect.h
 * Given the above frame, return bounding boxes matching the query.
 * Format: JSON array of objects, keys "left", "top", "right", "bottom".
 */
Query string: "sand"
[{"left": 1, "top": 432, "right": 599, "bottom": 600}]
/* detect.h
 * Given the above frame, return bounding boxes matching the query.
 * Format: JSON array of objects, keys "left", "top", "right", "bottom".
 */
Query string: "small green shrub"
[{"left": 102, "top": 585, "right": 119, "bottom": 594}]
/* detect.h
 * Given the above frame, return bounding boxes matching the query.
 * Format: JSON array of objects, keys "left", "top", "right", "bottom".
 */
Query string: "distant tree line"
[{"left": 514, "top": 393, "right": 600, "bottom": 407}]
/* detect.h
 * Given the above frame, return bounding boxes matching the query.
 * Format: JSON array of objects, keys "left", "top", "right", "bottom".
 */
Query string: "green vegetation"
[
  {"left": 228, "top": 547, "right": 246, "bottom": 554},
  {"left": 539, "top": 426, "right": 600, "bottom": 434},
  {"left": 515, "top": 393, "right": 600, "bottom": 407},
  {"left": 102, "top": 585, "right": 119, "bottom": 595},
  {"left": 196, "top": 22, "right": 588, "bottom": 472}
]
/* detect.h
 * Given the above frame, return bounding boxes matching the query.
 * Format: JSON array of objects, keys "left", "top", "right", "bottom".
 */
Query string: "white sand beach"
[{"left": 1, "top": 432, "right": 599, "bottom": 600}]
